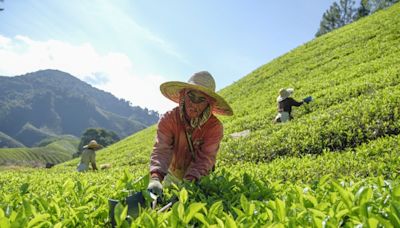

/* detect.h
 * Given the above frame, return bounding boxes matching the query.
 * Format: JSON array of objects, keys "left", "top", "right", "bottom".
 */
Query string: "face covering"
[{"left": 179, "top": 89, "right": 211, "bottom": 129}]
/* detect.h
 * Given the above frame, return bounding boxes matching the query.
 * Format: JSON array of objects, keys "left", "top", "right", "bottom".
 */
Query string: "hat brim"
[
  {"left": 277, "top": 96, "right": 286, "bottom": 102},
  {"left": 83, "top": 144, "right": 102, "bottom": 149},
  {"left": 160, "top": 81, "right": 233, "bottom": 116},
  {"left": 277, "top": 89, "right": 294, "bottom": 102}
]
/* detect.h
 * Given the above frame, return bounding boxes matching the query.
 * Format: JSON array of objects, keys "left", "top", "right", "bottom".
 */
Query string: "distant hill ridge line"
[
  {"left": 0, "top": 69, "right": 159, "bottom": 148},
  {"left": 4, "top": 69, "right": 157, "bottom": 118}
]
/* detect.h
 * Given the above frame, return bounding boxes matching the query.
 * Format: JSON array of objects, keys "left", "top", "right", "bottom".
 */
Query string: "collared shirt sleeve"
[
  {"left": 184, "top": 119, "right": 223, "bottom": 180},
  {"left": 288, "top": 97, "right": 304, "bottom": 107},
  {"left": 149, "top": 111, "right": 175, "bottom": 180}
]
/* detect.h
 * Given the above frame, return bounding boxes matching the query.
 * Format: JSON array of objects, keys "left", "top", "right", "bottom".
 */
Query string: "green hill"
[
  {"left": 0, "top": 69, "right": 159, "bottom": 147},
  {"left": 0, "top": 136, "right": 79, "bottom": 167},
  {"left": 0, "top": 131, "right": 25, "bottom": 148},
  {"left": 14, "top": 122, "right": 57, "bottom": 147},
  {"left": 0, "top": 3, "right": 400, "bottom": 227}
]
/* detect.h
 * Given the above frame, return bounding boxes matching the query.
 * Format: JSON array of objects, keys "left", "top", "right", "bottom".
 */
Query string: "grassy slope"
[
  {"left": 0, "top": 137, "right": 79, "bottom": 167},
  {"left": 1, "top": 3, "right": 400, "bottom": 227},
  {"left": 14, "top": 122, "right": 58, "bottom": 147},
  {"left": 218, "top": 4, "right": 400, "bottom": 163}
]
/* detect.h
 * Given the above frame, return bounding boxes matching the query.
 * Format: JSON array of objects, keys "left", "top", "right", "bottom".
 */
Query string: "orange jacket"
[{"left": 150, "top": 107, "right": 223, "bottom": 181}]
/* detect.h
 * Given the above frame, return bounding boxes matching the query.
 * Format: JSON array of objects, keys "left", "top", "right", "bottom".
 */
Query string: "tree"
[
  {"left": 355, "top": 0, "right": 372, "bottom": 20},
  {"left": 316, "top": 2, "right": 341, "bottom": 37},
  {"left": 315, "top": 0, "right": 357, "bottom": 37},
  {"left": 317, "top": 0, "right": 399, "bottom": 36},
  {"left": 367, "top": 0, "right": 399, "bottom": 12},
  {"left": 354, "top": 0, "right": 399, "bottom": 20},
  {"left": 77, "top": 128, "right": 120, "bottom": 152}
]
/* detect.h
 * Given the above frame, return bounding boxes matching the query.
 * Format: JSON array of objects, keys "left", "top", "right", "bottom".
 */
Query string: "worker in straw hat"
[
  {"left": 274, "top": 88, "right": 312, "bottom": 123},
  {"left": 77, "top": 139, "right": 103, "bottom": 172},
  {"left": 147, "top": 71, "right": 233, "bottom": 196}
]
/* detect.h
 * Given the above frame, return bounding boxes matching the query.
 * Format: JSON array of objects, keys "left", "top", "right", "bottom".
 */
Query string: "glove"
[
  {"left": 147, "top": 177, "right": 163, "bottom": 196},
  {"left": 303, "top": 96, "right": 312, "bottom": 103}
]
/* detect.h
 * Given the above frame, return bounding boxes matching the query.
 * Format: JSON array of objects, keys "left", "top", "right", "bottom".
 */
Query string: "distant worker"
[
  {"left": 77, "top": 140, "right": 102, "bottom": 172},
  {"left": 45, "top": 162, "right": 55, "bottom": 169},
  {"left": 147, "top": 71, "right": 233, "bottom": 197},
  {"left": 274, "top": 88, "right": 312, "bottom": 123}
]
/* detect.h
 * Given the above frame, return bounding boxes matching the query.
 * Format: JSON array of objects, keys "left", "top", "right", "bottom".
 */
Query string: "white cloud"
[
  {"left": 0, "top": 35, "right": 11, "bottom": 46},
  {"left": 98, "top": 72, "right": 176, "bottom": 113},
  {"left": 0, "top": 34, "right": 176, "bottom": 113}
]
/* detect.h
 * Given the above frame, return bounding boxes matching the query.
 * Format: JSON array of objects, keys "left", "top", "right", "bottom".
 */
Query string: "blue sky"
[{"left": 0, "top": 0, "right": 336, "bottom": 113}]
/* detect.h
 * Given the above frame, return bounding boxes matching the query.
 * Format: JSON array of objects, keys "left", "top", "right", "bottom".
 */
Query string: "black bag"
[{"left": 108, "top": 191, "right": 146, "bottom": 227}]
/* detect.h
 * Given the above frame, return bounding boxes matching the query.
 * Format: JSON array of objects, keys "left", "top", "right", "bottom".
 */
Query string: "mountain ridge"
[{"left": 0, "top": 69, "right": 159, "bottom": 147}]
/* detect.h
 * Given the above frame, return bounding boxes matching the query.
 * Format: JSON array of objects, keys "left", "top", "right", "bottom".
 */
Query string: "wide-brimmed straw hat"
[
  {"left": 83, "top": 140, "right": 102, "bottom": 149},
  {"left": 277, "top": 88, "right": 294, "bottom": 102},
  {"left": 160, "top": 71, "right": 233, "bottom": 116}
]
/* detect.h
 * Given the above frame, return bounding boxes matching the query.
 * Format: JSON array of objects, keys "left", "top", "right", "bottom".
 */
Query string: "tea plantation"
[
  {"left": 0, "top": 137, "right": 79, "bottom": 168},
  {"left": 1, "top": 3, "right": 400, "bottom": 227}
]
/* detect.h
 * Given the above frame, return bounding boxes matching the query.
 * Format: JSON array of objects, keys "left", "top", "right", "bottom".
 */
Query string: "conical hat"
[
  {"left": 83, "top": 140, "right": 102, "bottom": 149},
  {"left": 277, "top": 88, "right": 294, "bottom": 102},
  {"left": 160, "top": 71, "right": 233, "bottom": 116}
]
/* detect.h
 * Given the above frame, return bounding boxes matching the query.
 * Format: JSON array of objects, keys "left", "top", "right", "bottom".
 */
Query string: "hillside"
[
  {"left": 0, "top": 3, "right": 399, "bottom": 227},
  {"left": 0, "top": 131, "right": 25, "bottom": 148},
  {"left": 0, "top": 69, "right": 159, "bottom": 147},
  {"left": 0, "top": 136, "right": 79, "bottom": 167},
  {"left": 14, "top": 123, "right": 58, "bottom": 147}
]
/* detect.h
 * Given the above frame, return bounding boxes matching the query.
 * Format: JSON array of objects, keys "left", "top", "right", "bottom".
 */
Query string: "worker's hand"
[
  {"left": 147, "top": 177, "right": 163, "bottom": 196},
  {"left": 303, "top": 96, "right": 312, "bottom": 103},
  {"left": 184, "top": 175, "right": 197, "bottom": 182}
]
